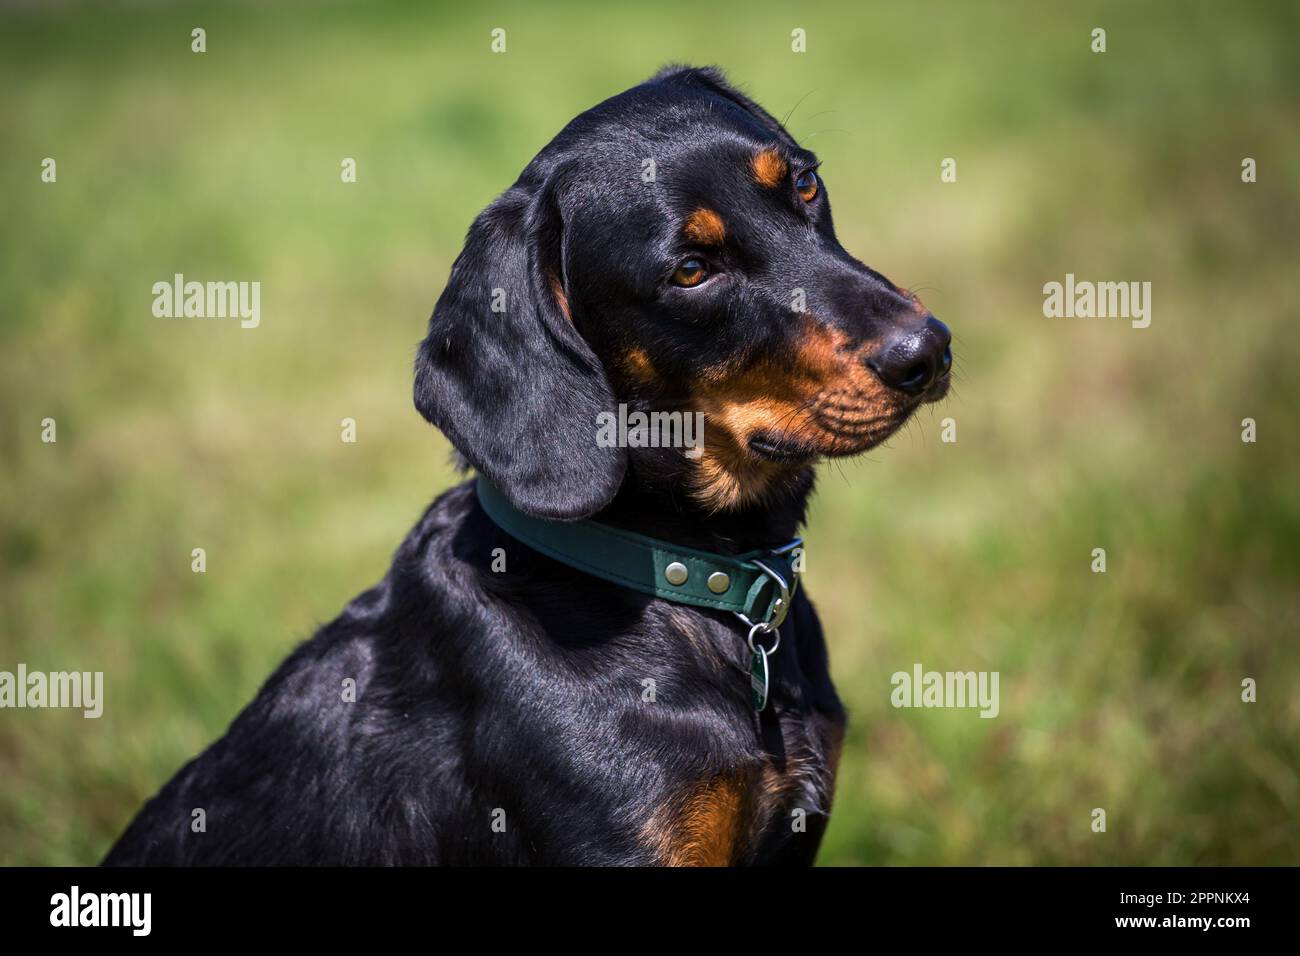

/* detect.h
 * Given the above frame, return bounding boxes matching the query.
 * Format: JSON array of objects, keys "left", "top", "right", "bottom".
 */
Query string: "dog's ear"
[{"left": 414, "top": 174, "right": 626, "bottom": 520}]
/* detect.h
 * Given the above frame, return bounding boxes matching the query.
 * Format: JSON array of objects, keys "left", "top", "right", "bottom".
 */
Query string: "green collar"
[{"left": 475, "top": 479, "right": 803, "bottom": 710}]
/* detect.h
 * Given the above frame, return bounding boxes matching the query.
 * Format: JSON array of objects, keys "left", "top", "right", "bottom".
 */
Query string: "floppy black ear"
[{"left": 414, "top": 176, "right": 626, "bottom": 520}]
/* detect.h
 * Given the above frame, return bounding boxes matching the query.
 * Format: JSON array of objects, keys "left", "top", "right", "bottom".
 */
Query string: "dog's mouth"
[
  {"left": 747, "top": 433, "right": 820, "bottom": 465},
  {"left": 748, "top": 371, "right": 951, "bottom": 465},
  {"left": 746, "top": 418, "right": 891, "bottom": 464}
]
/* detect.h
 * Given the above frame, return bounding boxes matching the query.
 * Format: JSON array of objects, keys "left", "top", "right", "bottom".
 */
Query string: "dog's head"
[{"left": 415, "top": 66, "right": 951, "bottom": 520}]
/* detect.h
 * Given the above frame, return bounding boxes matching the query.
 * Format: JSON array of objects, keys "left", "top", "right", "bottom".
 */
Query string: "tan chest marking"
[{"left": 646, "top": 773, "right": 751, "bottom": 867}]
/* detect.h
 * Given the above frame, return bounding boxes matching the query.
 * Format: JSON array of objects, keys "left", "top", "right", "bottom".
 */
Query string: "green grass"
[{"left": 2, "top": 0, "right": 1298, "bottom": 865}]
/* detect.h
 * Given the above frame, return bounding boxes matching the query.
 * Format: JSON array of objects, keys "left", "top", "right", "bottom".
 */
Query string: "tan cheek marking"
[
  {"left": 645, "top": 774, "right": 750, "bottom": 866},
  {"left": 752, "top": 147, "right": 788, "bottom": 188},
  {"left": 688, "top": 397, "right": 811, "bottom": 511},
  {"left": 686, "top": 322, "right": 897, "bottom": 510},
  {"left": 683, "top": 207, "right": 726, "bottom": 246},
  {"left": 621, "top": 345, "right": 656, "bottom": 384},
  {"left": 691, "top": 433, "right": 783, "bottom": 512}
]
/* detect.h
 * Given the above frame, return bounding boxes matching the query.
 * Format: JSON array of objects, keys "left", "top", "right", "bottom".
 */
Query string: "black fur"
[{"left": 104, "top": 66, "right": 950, "bottom": 866}]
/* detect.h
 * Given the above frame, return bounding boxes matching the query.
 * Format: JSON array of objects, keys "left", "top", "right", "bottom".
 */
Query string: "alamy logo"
[
  {"left": 0, "top": 664, "right": 103, "bottom": 718},
  {"left": 1042, "top": 273, "right": 1151, "bottom": 328},
  {"left": 152, "top": 273, "right": 261, "bottom": 328},
  {"left": 50, "top": 886, "right": 150, "bottom": 936},
  {"left": 890, "top": 663, "right": 1000, "bottom": 718},
  {"left": 596, "top": 404, "right": 705, "bottom": 459}
]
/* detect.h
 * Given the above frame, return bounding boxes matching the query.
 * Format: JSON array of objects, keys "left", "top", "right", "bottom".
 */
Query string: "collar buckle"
[
  {"left": 738, "top": 541, "right": 802, "bottom": 713},
  {"left": 735, "top": 539, "right": 802, "bottom": 632}
]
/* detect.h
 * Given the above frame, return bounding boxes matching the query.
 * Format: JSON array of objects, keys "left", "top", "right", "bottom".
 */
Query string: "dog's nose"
[{"left": 867, "top": 316, "right": 952, "bottom": 395}]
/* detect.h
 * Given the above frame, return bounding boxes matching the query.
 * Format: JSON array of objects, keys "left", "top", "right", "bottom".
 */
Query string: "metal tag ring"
[{"left": 747, "top": 623, "right": 781, "bottom": 657}]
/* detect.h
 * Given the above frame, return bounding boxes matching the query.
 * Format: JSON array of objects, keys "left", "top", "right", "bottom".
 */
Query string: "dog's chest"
[
  {"left": 638, "top": 706, "right": 843, "bottom": 866},
  {"left": 633, "top": 607, "right": 845, "bottom": 865}
]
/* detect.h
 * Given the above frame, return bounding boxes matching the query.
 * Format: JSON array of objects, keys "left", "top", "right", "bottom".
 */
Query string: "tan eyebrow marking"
[
  {"left": 683, "top": 207, "right": 726, "bottom": 246},
  {"left": 751, "top": 148, "right": 788, "bottom": 188}
]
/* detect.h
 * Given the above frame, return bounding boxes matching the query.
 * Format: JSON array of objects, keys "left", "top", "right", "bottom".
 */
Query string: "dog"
[{"left": 104, "top": 65, "right": 951, "bottom": 866}]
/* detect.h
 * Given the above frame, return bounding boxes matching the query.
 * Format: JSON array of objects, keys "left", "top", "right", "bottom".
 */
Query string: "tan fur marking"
[
  {"left": 683, "top": 207, "right": 726, "bottom": 246},
  {"left": 548, "top": 272, "right": 571, "bottom": 323},
  {"left": 621, "top": 345, "right": 656, "bottom": 384},
  {"left": 686, "top": 319, "right": 902, "bottom": 510},
  {"left": 752, "top": 148, "right": 788, "bottom": 188},
  {"left": 646, "top": 774, "right": 749, "bottom": 866}
]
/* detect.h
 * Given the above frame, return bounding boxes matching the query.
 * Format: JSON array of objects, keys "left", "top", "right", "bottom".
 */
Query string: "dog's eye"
[
  {"left": 795, "top": 170, "right": 819, "bottom": 203},
  {"left": 672, "top": 258, "right": 708, "bottom": 287}
]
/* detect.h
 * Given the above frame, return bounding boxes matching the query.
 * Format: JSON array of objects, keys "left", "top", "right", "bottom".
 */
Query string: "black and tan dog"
[{"left": 105, "top": 65, "right": 951, "bottom": 866}]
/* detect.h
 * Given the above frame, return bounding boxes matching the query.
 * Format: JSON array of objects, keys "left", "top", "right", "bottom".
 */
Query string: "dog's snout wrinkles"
[{"left": 867, "top": 316, "right": 952, "bottom": 395}]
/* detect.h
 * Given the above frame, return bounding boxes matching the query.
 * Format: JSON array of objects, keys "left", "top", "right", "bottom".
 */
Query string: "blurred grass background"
[{"left": 2, "top": 0, "right": 1298, "bottom": 865}]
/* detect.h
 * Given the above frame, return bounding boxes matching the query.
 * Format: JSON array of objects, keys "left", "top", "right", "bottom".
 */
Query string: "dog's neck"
[{"left": 593, "top": 463, "right": 814, "bottom": 556}]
